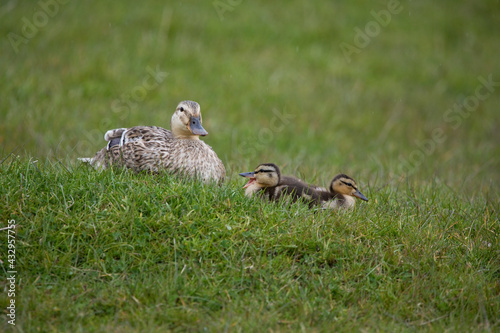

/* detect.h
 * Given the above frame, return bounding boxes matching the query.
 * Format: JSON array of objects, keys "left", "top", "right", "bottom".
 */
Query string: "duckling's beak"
[
  {"left": 353, "top": 189, "right": 369, "bottom": 201},
  {"left": 239, "top": 172, "right": 255, "bottom": 178},
  {"left": 239, "top": 171, "right": 256, "bottom": 188},
  {"left": 188, "top": 116, "right": 208, "bottom": 136}
]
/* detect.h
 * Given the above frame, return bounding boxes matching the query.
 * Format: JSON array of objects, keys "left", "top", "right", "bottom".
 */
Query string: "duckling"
[
  {"left": 79, "top": 100, "right": 226, "bottom": 183},
  {"left": 316, "top": 174, "right": 368, "bottom": 209},
  {"left": 239, "top": 163, "right": 320, "bottom": 207}
]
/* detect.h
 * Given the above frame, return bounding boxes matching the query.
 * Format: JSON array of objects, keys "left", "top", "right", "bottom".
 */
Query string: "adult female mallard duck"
[
  {"left": 315, "top": 174, "right": 368, "bottom": 209},
  {"left": 79, "top": 100, "right": 226, "bottom": 183},
  {"left": 239, "top": 163, "right": 320, "bottom": 207}
]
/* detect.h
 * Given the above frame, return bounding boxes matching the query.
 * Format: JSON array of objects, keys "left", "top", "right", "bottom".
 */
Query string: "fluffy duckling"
[
  {"left": 79, "top": 100, "right": 226, "bottom": 183},
  {"left": 316, "top": 174, "right": 368, "bottom": 209},
  {"left": 239, "top": 163, "right": 320, "bottom": 207}
]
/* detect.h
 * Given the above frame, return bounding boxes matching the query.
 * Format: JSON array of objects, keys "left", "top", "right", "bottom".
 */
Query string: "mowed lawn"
[{"left": 1, "top": 0, "right": 499, "bottom": 331}]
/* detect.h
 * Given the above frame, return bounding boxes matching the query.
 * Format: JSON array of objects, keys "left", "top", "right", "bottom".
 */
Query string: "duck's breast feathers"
[
  {"left": 191, "top": 140, "right": 226, "bottom": 181},
  {"left": 263, "top": 186, "right": 281, "bottom": 202},
  {"left": 154, "top": 138, "right": 225, "bottom": 182}
]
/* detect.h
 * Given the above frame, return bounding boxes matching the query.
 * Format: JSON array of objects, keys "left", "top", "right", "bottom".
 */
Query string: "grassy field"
[{"left": 1, "top": 0, "right": 499, "bottom": 331}]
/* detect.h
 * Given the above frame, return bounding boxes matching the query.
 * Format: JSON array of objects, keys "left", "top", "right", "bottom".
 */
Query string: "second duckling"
[
  {"left": 239, "top": 163, "right": 320, "bottom": 207},
  {"left": 315, "top": 174, "right": 368, "bottom": 209}
]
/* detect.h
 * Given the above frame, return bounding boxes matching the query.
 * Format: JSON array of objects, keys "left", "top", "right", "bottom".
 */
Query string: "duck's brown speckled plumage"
[{"left": 80, "top": 101, "right": 226, "bottom": 184}]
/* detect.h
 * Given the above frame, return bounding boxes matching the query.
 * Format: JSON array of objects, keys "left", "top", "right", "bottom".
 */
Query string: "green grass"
[
  {"left": 1, "top": 159, "right": 498, "bottom": 331},
  {"left": 1, "top": 0, "right": 499, "bottom": 331}
]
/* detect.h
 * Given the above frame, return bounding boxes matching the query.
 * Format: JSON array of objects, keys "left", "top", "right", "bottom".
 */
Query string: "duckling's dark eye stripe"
[
  {"left": 341, "top": 181, "right": 355, "bottom": 188},
  {"left": 256, "top": 169, "right": 273, "bottom": 174}
]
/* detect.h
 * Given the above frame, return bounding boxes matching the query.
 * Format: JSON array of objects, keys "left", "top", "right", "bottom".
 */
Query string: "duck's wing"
[
  {"left": 79, "top": 126, "right": 172, "bottom": 170},
  {"left": 104, "top": 128, "right": 127, "bottom": 149},
  {"left": 307, "top": 183, "right": 335, "bottom": 201},
  {"left": 104, "top": 128, "right": 127, "bottom": 141},
  {"left": 309, "top": 185, "right": 328, "bottom": 192},
  {"left": 107, "top": 126, "right": 173, "bottom": 172},
  {"left": 78, "top": 127, "right": 128, "bottom": 168},
  {"left": 119, "top": 126, "right": 173, "bottom": 146},
  {"left": 268, "top": 177, "right": 322, "bottom": 207}
]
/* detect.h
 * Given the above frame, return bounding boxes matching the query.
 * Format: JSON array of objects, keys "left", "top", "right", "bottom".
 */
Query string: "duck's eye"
[
  {"left": 179, "top": 107, "right": 185, "bottom": 112},
  {"left": 341, "top": 181, "right": 353, "bottom": 187}
]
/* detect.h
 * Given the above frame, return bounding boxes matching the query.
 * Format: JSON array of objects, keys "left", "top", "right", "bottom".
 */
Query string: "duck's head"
[
  {"left": 329, "top": 174, "right": 368, "bottom": 201},
  {"left": 239, "top": 163, "right": 281, "bottom": 190},
  {"left": 170, "top": 100, "right": 208, "bottom": 139}
]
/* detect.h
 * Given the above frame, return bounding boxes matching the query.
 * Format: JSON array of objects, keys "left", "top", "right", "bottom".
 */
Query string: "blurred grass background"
[{"left": 1, "top": 0, "right": 499, "bottom": 194}]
